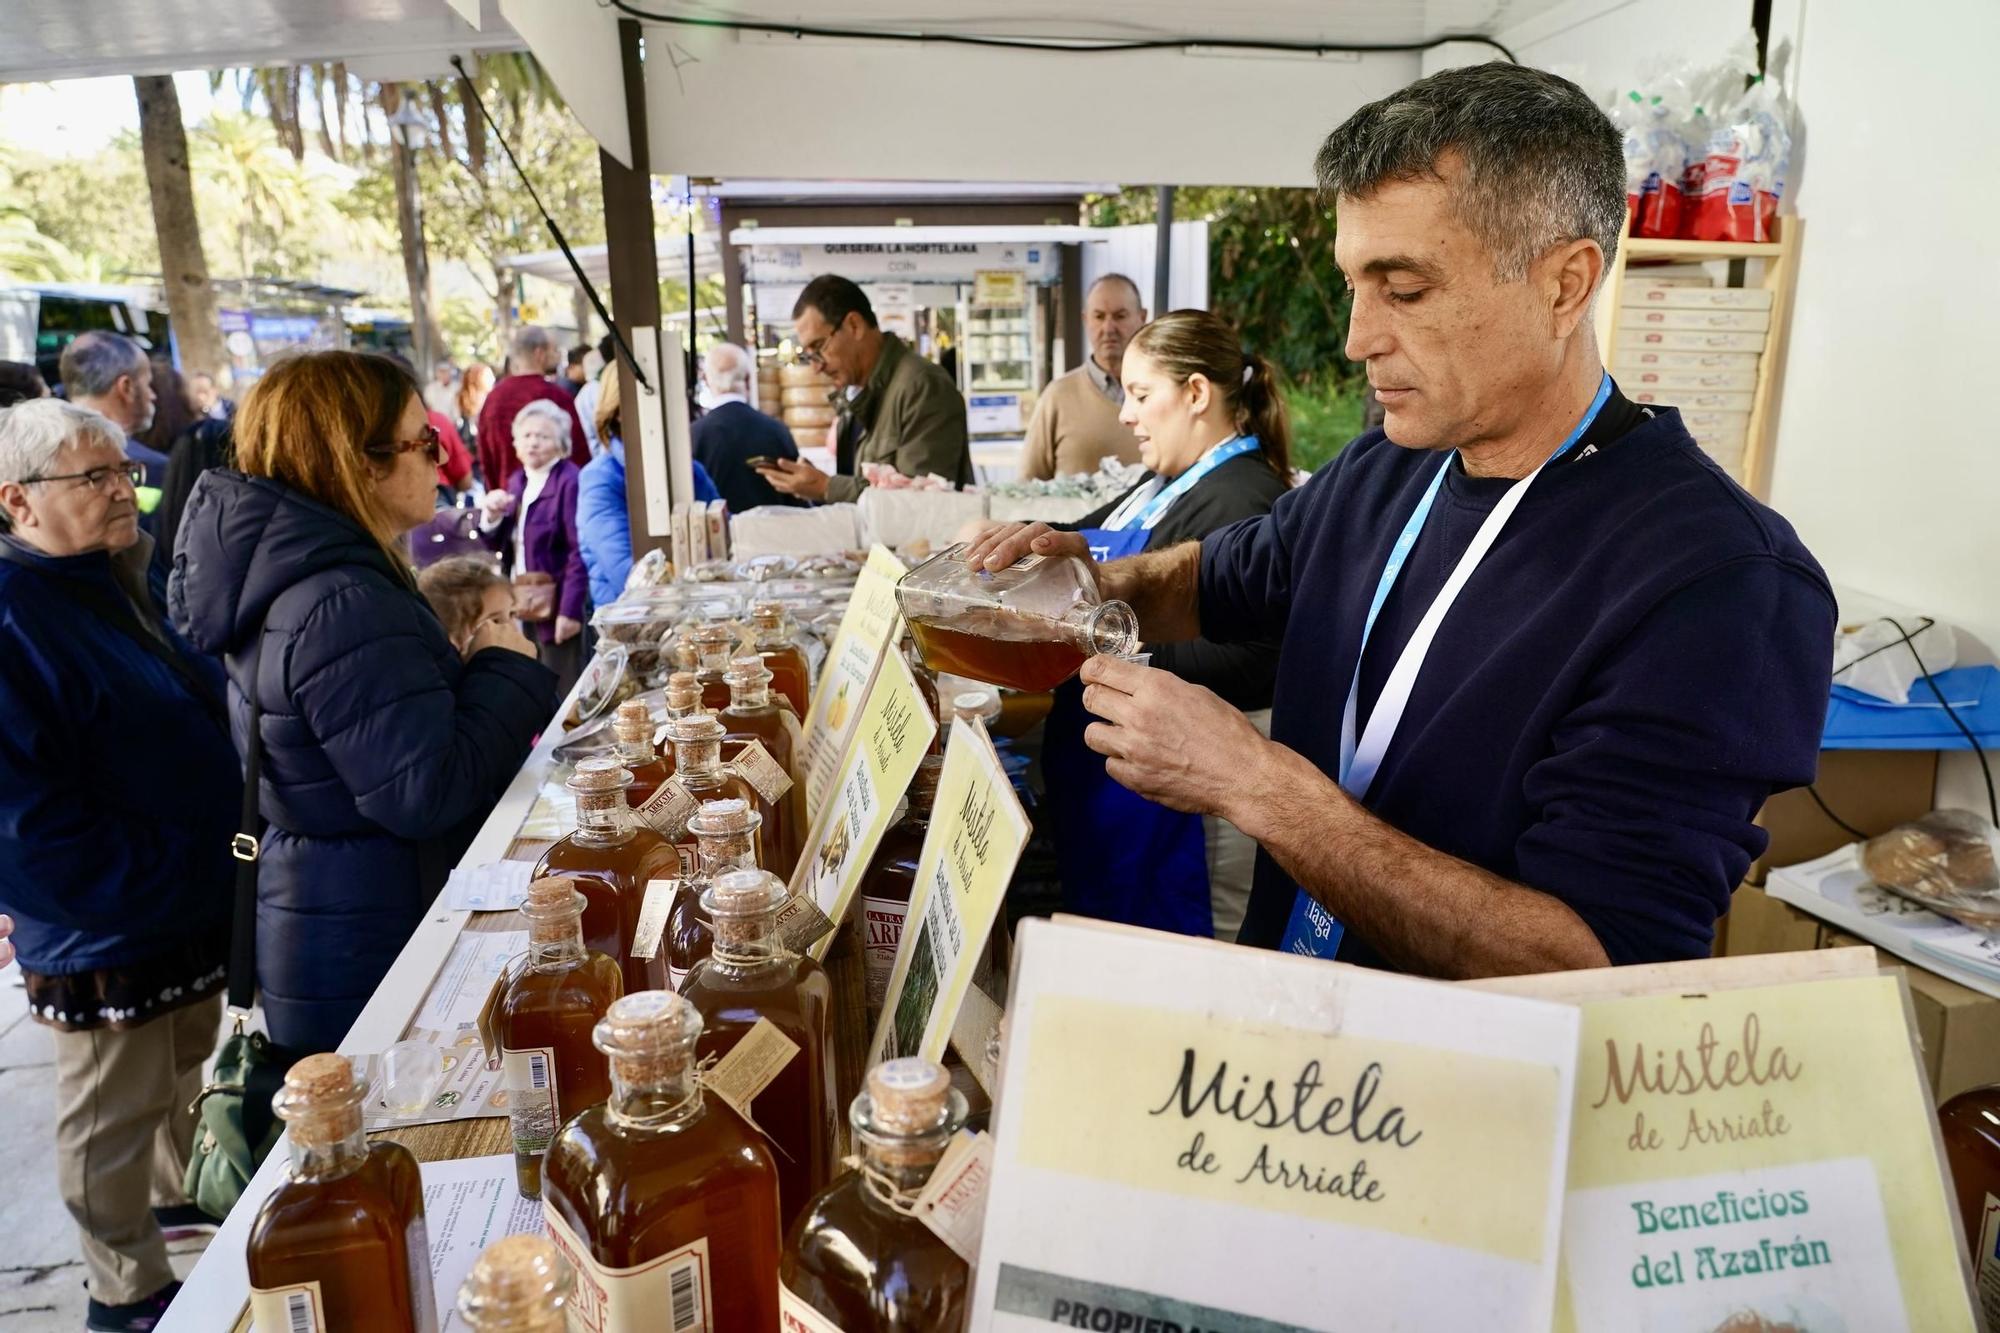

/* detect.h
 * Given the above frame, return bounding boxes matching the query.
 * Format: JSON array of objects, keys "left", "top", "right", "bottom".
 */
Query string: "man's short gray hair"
[
  {"left": 509, "top": 325, "right": 555, "bottom": 365},
  {"left": 703, "top": 342, "right": 753, "bottom": 394},
  {"left": 0, "top": 398, "right": 126, "bottom": 484},
  {"left": 1315, "top": 62, "right": 1626, "bottom": 280},
  {"left": 57, "top": 330, "right": 146, "bottom": 400},
  {"left": 512, "top": 398, "right": 571, "bottom": 442}
]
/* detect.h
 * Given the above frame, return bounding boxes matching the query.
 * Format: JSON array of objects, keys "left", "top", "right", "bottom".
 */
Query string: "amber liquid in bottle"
[
  {"left": 907, "top": 612, "right": 1088, "bottom": 692},
  {"left": 533, "top": 757, "right": 680, "bottom": 996},
  {"left": 679, "top": 869, "right": 838, "bottom": 1232},
  {"left": 721, "top": 655, "right": 805, "bottom": 881},
  {"left": 750, "top": 602, "right": 813, "bottom": 719},
  {"left": 542, "top": 991, "right": 782, "bottom": 1333},
  {"left": 656, "top": 672, "right": 705, "bottom": 785},
  {"left": 855, "top": 755, "right": 943, "bottom": 1015},
  {"left": 1939, "top": 1085, "right": 2000, "bottom": 1289},
  {"left": 689, "top": 622, "right": 740, "bottom": 713},
  {"left": 498, "top": 877, "right": 624, "bottom": 1199},
  {"left": 247, "top": 1054, "right": 439, "bottom": 1333},
  {"left": 663, "top": 799, "right": 762, "bottom": 992},
  {"left": 782, "top": 1058, "right": 970, "bottom": 1331},
  {"left": 609, "top": 699, "right": 668, "bottom": 809}
]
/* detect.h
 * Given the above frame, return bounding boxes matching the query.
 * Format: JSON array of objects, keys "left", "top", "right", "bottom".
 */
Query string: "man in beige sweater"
[{"left": 1018, "top": 273, "right": 1148, "bottom": 480}]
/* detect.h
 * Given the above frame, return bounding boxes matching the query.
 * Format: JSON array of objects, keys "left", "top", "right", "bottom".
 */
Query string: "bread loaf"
[{"left": 1862, "top": 810, "right": 2000, "bottom": 927}]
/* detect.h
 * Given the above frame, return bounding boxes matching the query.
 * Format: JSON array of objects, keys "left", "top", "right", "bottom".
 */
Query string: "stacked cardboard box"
[{"left": 1614, "top": 271, "right": 1773, "bottom": 480}]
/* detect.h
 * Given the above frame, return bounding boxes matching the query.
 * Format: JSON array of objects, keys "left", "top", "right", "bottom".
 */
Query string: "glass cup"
[{"left": 381, "top": 1039, "right": 442, "bottom": 1117}]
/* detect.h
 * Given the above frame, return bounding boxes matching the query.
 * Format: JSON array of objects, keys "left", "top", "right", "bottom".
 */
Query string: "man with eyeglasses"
[
  {"left": 759, "top": 273, "right": 972, "bottom": 503},
  {"left": 0, "top": 397, "right": 241, "bottom": 1331}
]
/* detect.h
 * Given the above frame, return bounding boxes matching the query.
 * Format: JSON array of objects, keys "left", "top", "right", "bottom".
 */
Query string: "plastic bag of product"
[
  {"left": 1862, "top": 810, "right": 2000, "bottom": 929},
  {"left": 1692, "top": 40, "right": 1795, "bottom": 242},
  {"left": 1611, "top": 89, "right": 1657, "bottom": 232}
]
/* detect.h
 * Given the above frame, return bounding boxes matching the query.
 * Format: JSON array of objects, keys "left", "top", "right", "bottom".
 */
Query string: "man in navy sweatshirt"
[{"left": 965, "top": 63, "right": 1834, "bottom": 978}]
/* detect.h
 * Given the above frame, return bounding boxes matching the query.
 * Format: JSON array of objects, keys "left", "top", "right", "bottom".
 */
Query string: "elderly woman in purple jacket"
[{"left": 479, "top": 398, "right": 589, "bottom": 698}]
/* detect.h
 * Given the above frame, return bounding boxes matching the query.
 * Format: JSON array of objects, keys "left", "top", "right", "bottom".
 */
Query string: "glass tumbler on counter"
[{"left": 895, "top": 542, "right": 1139, "bottom": 692}]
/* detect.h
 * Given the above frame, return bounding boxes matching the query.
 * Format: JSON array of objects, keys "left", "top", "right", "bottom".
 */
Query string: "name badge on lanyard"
[
  {"left": 1095, "top": 435, "right": 1262, "bottom": 550},
  {"left": 1277, "top": 373, "right": 1613, "bottom": 960}
]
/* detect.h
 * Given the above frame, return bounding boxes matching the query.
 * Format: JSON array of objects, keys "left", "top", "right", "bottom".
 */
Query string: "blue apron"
[
  {"left": 1278, "top": 375, "right": 1614, "bottom": 958},
  {"left": 1047, "top": 436, "right": 1261, "bottom": 937}
]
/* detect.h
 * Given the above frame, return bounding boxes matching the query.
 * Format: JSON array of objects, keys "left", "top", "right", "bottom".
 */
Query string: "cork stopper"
[
  {"left": 723, "top": 655, "right": 773, "bottom": 689},
  {"left": 665, "top": 671, "right": 702, "bottom": 711},
  {"left": 457, "top": 1233, "right": 572, "bottom": 1331},
  {"left": 952, "top": 689, "right": 1002, "bottom": 725},
  {"left": 613, "top": 699, "right": 652, "bottom": 744},
  {"left": 593, "top": 989, "right": 701, "bottom": 1085},
  {"left": 565, "top": 757, "right": 633, "bottom": 818},
  {"left": 272, "top": 1052, "right": 365, "bottom": 1146},
  {"left": 906, "top": 755, "right": 945, "bottom": 813},
  {"left": 522, "top": 876, "right": 585, "bottom": 943},
  {"left": 671, "top": 635, "right": 699, "bottom": 672},
  {"left": 750, "top": 600, "right": 788, "bottom": 630},
  {"left": 854, "top": 1056, "right": 965, "bottom": 1167},
  {"left": 699, "top": 868, "right": 786, "bottom": 948}
]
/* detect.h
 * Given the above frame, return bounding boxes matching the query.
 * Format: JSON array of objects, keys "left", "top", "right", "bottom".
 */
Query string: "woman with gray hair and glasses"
[
  {"left": 479, "top": 395, "right": 590, "bottom": 698},
  {"left": 0, "top": 398, "right": 242, "bottom": 1331}
]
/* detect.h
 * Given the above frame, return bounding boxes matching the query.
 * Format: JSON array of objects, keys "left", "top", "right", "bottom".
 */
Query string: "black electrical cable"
[
  {"left": 1879, "top": 616, "right": 1998, "bottom": 826},
  {"left": 1806, "top": 784, "right": 1868, "bottom": 841},
  {"left": 448, "top": 54, "right": 653, "bottom": 396},
  {"left": 602, "top": 2, "right": 1519, "bottom": 65}
]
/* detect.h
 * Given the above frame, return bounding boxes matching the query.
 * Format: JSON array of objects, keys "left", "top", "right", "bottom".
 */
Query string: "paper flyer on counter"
[
  {"left": 970, "top": 917, "right": 1580, "bottom": 1332},
  {"left": 789, "top": 643, "right": 937, "bottom": 961},
  {"left": 867, "top": 717, "right": 1029, "bottom": 1069},
  {"left": 362, "top": 930, "right": 524, "bottom": 1130},
  {"left": 417, "top": 1155, "right": 544, "bottom": 1331},
  {"left": 1537, "top": 972, "right": 1979, "bottom": 1332},
  {"left": 801, "top": 544, "right": 906, "bottom": 819}
]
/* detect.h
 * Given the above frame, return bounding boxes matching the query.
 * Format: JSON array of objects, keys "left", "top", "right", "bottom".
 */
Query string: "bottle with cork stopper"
[
  {"left": 541, "top": 990, "right": 782, "bottom": 1333},
  {"left": 687, "top": 620, "right": 740, "bottom": 712},
  {"left": 680, "top": 868, "right": 837, "bottom": 1230},
  {"left": 456, "top": 1234, "right": 571, "bottom": 1333},
  {"left": 533, "top": 756, "right": 681, "bottom": 996},
  {"left": 780, "top": 1057, "right": 972, "bottom": 1330},
  {"left": 247, "top": 1053, "right": 439, "bottom": 1332},
  {"left": 720, "top": 653, "right": 805, "bottom": 877},
  {"left": 748, "top": 599, "right": 812, "bottom": 719},
  {"left": 855, "top": 754, "right": 945, "bottom": 1014},
  {"left": 664, "top": 797, "right": 763, "bottom": 991},
  {"left": 496, "top": 876, "right": 623, "bottom": 1199},
  {"left": 642, "top": 711, "right": 767, "bottom": 861},
  {"left": 609, "top": 699, "right": 668, "bottom": 807},
  {"left": 658, "top": 670, "right": 706, "bottom": 782}
]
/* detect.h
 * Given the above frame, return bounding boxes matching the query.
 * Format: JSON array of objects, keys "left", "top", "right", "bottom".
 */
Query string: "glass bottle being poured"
[
  {"left": 534, "top": 756, "right": 680, "bottom": 995},
  {"left": 456, "top": 1233, "right": 572, "bottom": 1333},
  {"left": 541, "top": 990, "right": 782, "bottom": 1333},
  {"left": 780, "top": 1057, "right": 972, "bottom": 1330},
  {"left": 664, "top": 797, "right": 763, "bottom": 992},
  {"left": 247, "top": 1053, "right": 439, "bottom": 1332},
  {"left": 896, "top": 541, "right": 1138, "bottom": 692}
]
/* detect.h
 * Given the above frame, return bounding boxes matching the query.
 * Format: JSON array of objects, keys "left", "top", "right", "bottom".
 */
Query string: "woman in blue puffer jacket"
[{"left": 171, "top": 351, "right": 555, "bottom": 1054}]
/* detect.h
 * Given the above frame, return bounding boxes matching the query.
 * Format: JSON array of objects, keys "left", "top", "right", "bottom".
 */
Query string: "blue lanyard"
[{"left": 1104, "top": 435, "right": 1262, "bottom": 533}]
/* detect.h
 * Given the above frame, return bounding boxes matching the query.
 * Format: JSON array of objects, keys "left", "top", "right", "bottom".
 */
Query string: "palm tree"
[
  {"left": 192, "top": 113, "right": 323, "bottom": 278},
  {"left": 133, "top": 75, "right": 227, "bottom": 379}
]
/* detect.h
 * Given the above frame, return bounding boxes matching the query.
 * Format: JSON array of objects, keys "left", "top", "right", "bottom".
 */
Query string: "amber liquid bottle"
[
  {"left": 750, "top": 599, "right": 813, "bottom": 720},
  {"left": 542, "top": 990, "right": 782, "bottom": 1333},
  {"left": 247, "top": 1054, "right": 439, "bottom": 1333},
  {"left": 651, "top": 711, "right": 766, "bottom": 869},
  {"left": 609, "top": 698, "right": 669, "bottom": 809},
  {"left": 688, "top": 620, "right": 740, "bottom": 712},
  {"left": 664, "top": 798, "right": 762, "bottom": 992},
  {"left": 534, "top": 757, "right": 681, "bottom": 996},
  {"left": 781, "top": 1057, "right": 971, "bottom": 1331},
  {"left": 722, "top": 654, "right": 805, "bottom": 880},
  {"left": 906, "top": 614, "right": 1090, "bottom": 693},
  {"left": 497, "top": 877, "right": 624, "bottom": 1199},
  {"left": 854, "top": 755, "right": 944, "bottom": 1016},
  {"left": 456, "top": 1233, "right": 572, "bottom": 1333},
  {"left": 680, "top": 869, "right": 838, "bottom": 1232},
  {"left": 1938, "top": 1084, "right": 2000, "bottom": 1313}
]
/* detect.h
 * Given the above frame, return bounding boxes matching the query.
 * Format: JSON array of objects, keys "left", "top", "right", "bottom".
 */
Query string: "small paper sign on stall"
[
  {"left": 788, "top": 644, "right": 938, "bottom": 961},
  {"left": 971, "top": 917, "right": 1581, "bottom": 1332},
  {"left": 867, "top": 717, "right": 1029, "bottom": 1068},
  {"left": 801, "top": 545, "right": 907, "bottom": 819}
]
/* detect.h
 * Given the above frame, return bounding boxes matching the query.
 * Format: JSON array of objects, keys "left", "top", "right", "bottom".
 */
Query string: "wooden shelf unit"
[{"left": 1594, "top": 219, "right": 1802, "bottom": 499}]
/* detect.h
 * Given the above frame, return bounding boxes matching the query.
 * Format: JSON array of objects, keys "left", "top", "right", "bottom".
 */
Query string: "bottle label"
[
  {"left": 912, "top": 1128, "right": 994, "bottom": 1265},
  {"left": 636, "top": 780, "right": 699, "bottom": 840},
  {"left": 775, "top": 892, "right": 837, "bottom": 956},
  {"left": 502, "top": 1045, "right": 560, "bottom": 1157},
  {"left": 731, "top": 740, "right": 795, "bottom": 804},
  {"left": 1978, "top": 1192, "right": 2000, "bottom": 1326},
  {"left": 404, "top": 1215, "right": 439, "bottom": 1333},
  {"left": 250, "top": 1281, "right": 325, "bottom": 1333},
  {"left": 779, "top": 1284, "right": 849, "bottom": 1333},
  {"left": 632, "top": 880, "right": 678, "bottom": 961},
  {"left": 860, "top": 895, "right": 909, "bottom": 1009},
  {"left": 544, "top": 1204, "right": 711, "bottom": 1333},
  {"left": 667, "top": 960, "right": 690, "bottom": 992},
  {"left": 701, "top": 1016, "right": 800, "bottom": 1123}
]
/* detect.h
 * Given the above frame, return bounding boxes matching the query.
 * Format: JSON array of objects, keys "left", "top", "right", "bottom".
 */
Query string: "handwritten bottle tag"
[
  {"left": 774, "top": 892, "right": 837, "bottom": 956},
  {"left": 631, "top": 880, "right": 679, "bottom": 961},
  {"left": 731, "top": 740, "right": 795, "bottom": 804},
  {"left": 636, "top": 779, "right": 698, "bottom": 840},
  {"left": 913, "top": 1129, "right": 993, "bottom": 1264},
  {"left": 702, "top": 1017, "right": 800, "bottom": 1121}
]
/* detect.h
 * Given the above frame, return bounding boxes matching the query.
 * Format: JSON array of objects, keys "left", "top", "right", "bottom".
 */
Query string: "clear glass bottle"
[
  {"left": 680, "top": 869, "right": 837, "bottom": 1231},
  {"left": 722, "top": 655, "right": 805, "bottom": 881},
  {"left": 780, "top": 1057, "right": 971, "bottom": 1331},
  {"left": 497, "top": 876, "right": 624, "bottom": 1199},
  {"left": 658, "top": 671, "right": 705, "bottom": 783},
  {"left": 541, "top": 991, "right": 782, "bottom": 1333},
  {"left": 749, "top": 600, "right": 813, "bottom": 720},
  {"left": 533, "top": 757, "right": 681, "bottom": 996},
  {"left": 664, "top": 798, "right": 763, "bottom": 992},
  {"left": 897, "top": 541, "right": 1138, "bottom": 691},
  {"left": 457, "top": 1233, "right": 571, "bottom": 1333},
  {"left": 856, "top": 756, "right": 944, "bottom": 1014},
  {"left": 654, "top": 712, "right": 765, "bottom": 863},
  {"left": 1939, "top": 1085, "right": 2000, "bottom": 1299},
  {"left": 247, "top": 1054, "right": 439, "bottom": 1333},
  {"left": 688, "top": 620, "right": 740, "bottom": 712},
  {"left": 610, "top": 699, "right": 669, "bottom": 808}
]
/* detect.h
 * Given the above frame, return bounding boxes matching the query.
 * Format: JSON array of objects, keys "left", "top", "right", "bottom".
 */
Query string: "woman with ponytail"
[{"left": 1031, "top": 309, "right": 1292, "bottom": 941}]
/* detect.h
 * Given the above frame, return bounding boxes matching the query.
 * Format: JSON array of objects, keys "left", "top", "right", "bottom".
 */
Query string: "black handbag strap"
[{"left": 228, "top": 691, "right": 263, "bottom": 1017}]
